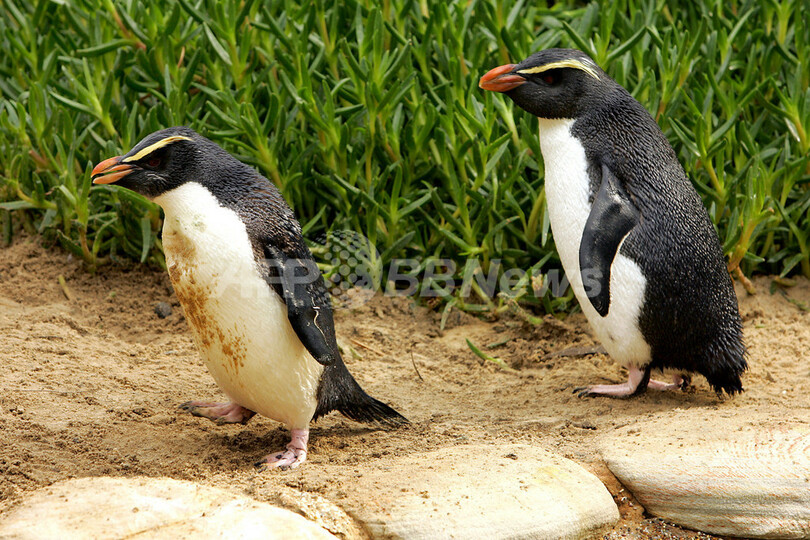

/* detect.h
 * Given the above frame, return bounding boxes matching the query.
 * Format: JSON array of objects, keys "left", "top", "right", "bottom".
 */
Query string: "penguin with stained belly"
[
  {"left": 480, "top": 49, "right": 747, "bottom": 397},
  {"left": 92, "top": 127, "right": 407, "bottom": 469}
]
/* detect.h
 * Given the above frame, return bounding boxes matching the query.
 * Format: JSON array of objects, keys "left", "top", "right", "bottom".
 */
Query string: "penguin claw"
[{"left": 573, "top": 387, "right": 595, "bottom": 398}]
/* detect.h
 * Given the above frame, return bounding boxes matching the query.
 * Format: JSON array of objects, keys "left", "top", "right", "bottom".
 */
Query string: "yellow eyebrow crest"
[
  {"left": 517, "top": 59, "right": 600, "bottom": 80},
  {"left": 121, "top": 135, "right": 192, "bottom": 163}
]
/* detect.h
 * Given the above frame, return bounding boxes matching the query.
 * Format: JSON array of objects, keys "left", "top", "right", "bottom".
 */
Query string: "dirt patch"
[{"left": 1, "top": 234, "right": 808, "bottom": 538}]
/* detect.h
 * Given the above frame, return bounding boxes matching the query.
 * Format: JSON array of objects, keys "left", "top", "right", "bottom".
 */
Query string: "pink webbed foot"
[
  {"left": 179, "top": 401, "right": 256, "bottom": 425},
  {"left": 574, "top": 365, "right": 649, "bottom": 398},
  {"left": 575, "top": 368, "right": 691, "bottom": 398},
  {"left": 255, "top": 429, "right": 309, "bottom": 471}
]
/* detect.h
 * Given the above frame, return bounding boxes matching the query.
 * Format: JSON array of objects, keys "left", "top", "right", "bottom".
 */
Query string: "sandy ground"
[{"left": 1, "top": 234, "right": 809, "bottom": 538}]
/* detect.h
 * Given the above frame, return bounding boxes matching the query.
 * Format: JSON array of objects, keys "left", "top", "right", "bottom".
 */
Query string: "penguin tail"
[
  {"left": 702, "top": 335, "right": 748, "bottom": 396},
  {"left": 335, "top": 390, "right": 410, "bottom": 427},
  {"left": 313, "top": 362, "right": 409, "bottom": 427}
]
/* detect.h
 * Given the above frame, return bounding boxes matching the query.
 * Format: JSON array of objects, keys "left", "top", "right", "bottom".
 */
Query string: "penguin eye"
[
  {"left": 542, "top": 74, "right": 556, "bottom": 85},
  {"left": 147, "top": 157, "right": 161, "bottom": 168}
]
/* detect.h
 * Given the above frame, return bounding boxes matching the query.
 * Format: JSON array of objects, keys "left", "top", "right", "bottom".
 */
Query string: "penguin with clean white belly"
[
  {"left": 92, "top": 127, "right": 407, "bottom": 469},
  {"left": 480, "top": 49, "right": 747, "bottom": 397}
]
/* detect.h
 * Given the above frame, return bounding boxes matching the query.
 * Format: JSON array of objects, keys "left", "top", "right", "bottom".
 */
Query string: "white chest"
[
  {"left": 538, "top": 119, "right": 650, "bottom": 366},
  {"left": 154, "top": 183, "right": 322, "bottom": 428}
]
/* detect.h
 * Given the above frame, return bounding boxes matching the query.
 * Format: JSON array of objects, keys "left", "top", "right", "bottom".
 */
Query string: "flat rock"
[
  {"left": 343, "top": 443, "right": 619, "bottom": 539},
  {"left": 600, "top": 411, "right": 810, "bottom": 539},
  {"left": 0, "top": 476, "right": 337, "bottom": 540}
]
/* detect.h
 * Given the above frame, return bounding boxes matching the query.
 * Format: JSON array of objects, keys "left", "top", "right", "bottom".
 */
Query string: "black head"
[
  {"left": 91, "top": 127, "right": 213, "bottom": 199},
  {"left": 479, "top": 49, "right": 613, "bottom": 119}
]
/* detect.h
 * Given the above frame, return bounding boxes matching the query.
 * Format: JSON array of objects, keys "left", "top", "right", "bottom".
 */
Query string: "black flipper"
[
  {"left": 287, "top": 305, "right": 334, "bottom": 365},
  {"left": 264, "top": 245, "right": 335, "bottom": 366},
  {"left": 580, "top": 163, "right": 639, "bottom": 316}
]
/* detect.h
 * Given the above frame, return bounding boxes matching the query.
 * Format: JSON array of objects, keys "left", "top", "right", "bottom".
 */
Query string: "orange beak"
[
  {"left": 91, "top": 156, "right": 135, "bottom": 185},
  {"left": 479, "top": 64, "right": 525, "bottom": 92}
]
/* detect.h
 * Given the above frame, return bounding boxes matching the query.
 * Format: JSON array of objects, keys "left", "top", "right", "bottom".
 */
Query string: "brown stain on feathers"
[
  {"left": 166, "top": 233, "right": 247, "bottom": 376},
  {"left": 163, "top": 230, "right": 196, "bottom": 260}
]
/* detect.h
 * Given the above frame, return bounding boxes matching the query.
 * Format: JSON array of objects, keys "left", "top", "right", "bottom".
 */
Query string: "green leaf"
[
  {"left": 203, "top": 24, "right": 232, "bottom": 66},
  {"left": 76, "top": 39, "right": 132, "bottom": 57}
]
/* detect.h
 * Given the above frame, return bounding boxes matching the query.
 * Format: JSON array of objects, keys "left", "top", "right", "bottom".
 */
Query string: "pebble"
[{"left": 154, "top": 302, "right": 172, "bottom": 318}]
